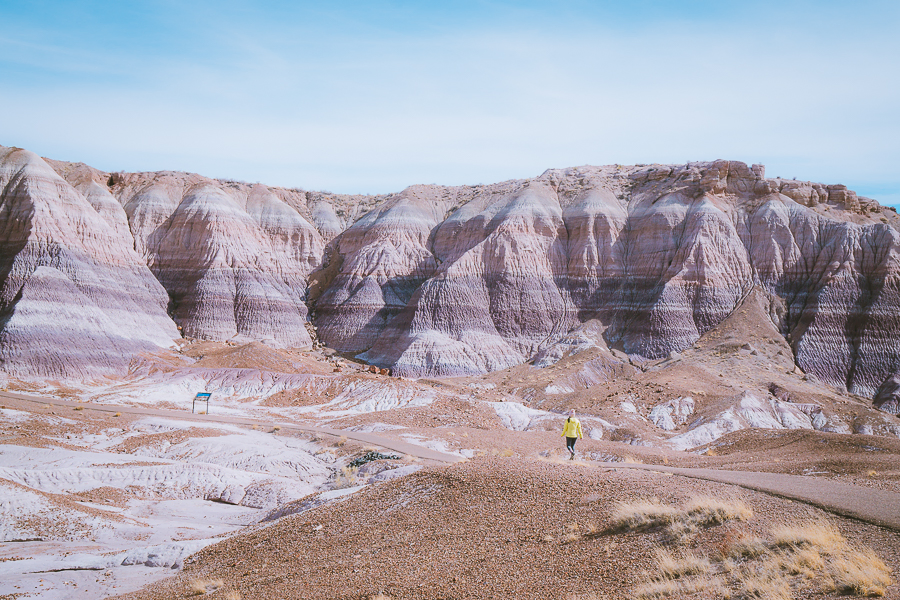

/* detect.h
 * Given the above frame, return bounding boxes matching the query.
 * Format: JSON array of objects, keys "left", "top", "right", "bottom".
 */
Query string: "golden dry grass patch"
[
  {"left": 630, "top": 514, "right": 893, "bottom": 599},
  {"left": 828, "top": 548, "right": 893, "bottom": 597}
]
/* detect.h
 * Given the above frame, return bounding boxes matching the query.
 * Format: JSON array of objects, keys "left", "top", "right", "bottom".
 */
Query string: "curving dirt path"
[
  {"left": 4, "top": 389, "right": 900, "bottom": 532},
  {"left": 0, "top": 390, "right": 464, "bottom": 464},
  {"left": 594, "top": 461, "right": 900, "bottom": 532}
]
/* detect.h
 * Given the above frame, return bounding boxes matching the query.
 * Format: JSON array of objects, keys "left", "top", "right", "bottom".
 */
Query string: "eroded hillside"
[{"left": 2, "top": 145, "right": 900, "bottom": 412}]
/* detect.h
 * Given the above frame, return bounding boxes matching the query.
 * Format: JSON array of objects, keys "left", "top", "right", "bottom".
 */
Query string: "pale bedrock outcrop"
[
  {"left": 310, "top": 201, "right": 345, "bottom": 243},
  {"left": 874, "top": 374, "right": 900, "bottom": 414},
  {"left": 44, "top": 159, "right": 134, "bottom": 241},
  {"left": 150, "top": 184, "right": 314, "bottom": 347},
  {"left": 0, "top": 147, "right": 179, "bottom": 378}
]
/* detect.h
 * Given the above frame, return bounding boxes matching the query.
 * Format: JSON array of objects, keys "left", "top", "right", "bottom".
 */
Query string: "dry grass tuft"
[
  {"left": 224, "top": 591, "right": 241, "bottom": 600},
  {"left": 771, "top": 522, "right": 845, "bottom": 553},
  {"left": 738, "top": 569, "right": 793, "bottom": 600},
  {"left": 370, "top": 594, "right": 394, "bottom": 600},
  {"left": 332, "top": 466, "right": 359, "bottom": 489},
  {"left": 652, "top": 548, "right": 711, "bottom": 580},
  {"left": 634, "top": 576, "right": 726, "bottom": 599},
  {"left": 774, "top": 547, "right": 825, "bottom": 577},
  {"left": 684, "top": 496, "right": 753, "bottom": 527},
  {"left": 608, "top": 496, "right": 751, "bottom": 543},
  {"left": 608, "top": 498, "right": 681, "bottom": 531},
  {"left": 188, "top": 578, "right": 224, "bottom": 595},
  {"left": 827, "top": 548, "right": 893, "bottom": 597}
]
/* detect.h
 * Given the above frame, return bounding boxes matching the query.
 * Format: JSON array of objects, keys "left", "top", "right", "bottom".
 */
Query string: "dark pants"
[{"left": 566, "top": 436, "right": 577, "bottom": 453}]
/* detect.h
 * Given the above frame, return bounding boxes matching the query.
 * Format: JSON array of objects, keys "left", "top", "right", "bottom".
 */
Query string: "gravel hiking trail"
[
  {"left": 4, "top": 389, "right": 900, "bottom": 532},
  {"left": 594, "top": 461, "right": 900, "bottom": 531}
]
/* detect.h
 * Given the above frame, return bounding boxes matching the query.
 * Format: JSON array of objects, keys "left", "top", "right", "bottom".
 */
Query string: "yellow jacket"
[{"left": 561, "top": 417, "right": 583, "bottom": 439}]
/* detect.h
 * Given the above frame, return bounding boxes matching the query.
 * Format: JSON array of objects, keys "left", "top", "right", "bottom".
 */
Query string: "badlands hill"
[
  {"left": 2, "top": 145, "right": 900, "bottom": 415},
  {"left": 2, "top": 143, "right": 900, "bottom": 599}
]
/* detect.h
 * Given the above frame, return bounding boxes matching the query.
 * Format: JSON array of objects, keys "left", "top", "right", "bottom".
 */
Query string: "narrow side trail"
[
  {"left": 0, "top": 390, "right": 463, "bottom": 464},
  {"left": 595, "top": 461, "right": 900, "bottom": 532}
]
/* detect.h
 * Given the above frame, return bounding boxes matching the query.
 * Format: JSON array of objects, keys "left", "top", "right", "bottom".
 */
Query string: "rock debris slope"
[
  {"left": 2, "top": 144, "right": 899, "bottom": 406},
  {"left": 0, "top": 146, "right": 179, "bottom": 378}
]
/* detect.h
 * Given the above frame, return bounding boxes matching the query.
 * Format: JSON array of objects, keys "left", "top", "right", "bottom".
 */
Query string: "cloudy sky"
[{"left": 2, "top": 1, "right": 898, "bottom": 203}]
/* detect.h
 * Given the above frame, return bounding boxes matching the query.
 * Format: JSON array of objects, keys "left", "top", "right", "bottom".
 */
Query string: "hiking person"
[{"left": 561, "top": 409, "right": 583, "bottom": 459}]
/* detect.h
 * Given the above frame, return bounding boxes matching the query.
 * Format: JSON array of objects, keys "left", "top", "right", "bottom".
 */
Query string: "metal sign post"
[{"left": 193, "top": 393, "right": 212, "bottom": 414}]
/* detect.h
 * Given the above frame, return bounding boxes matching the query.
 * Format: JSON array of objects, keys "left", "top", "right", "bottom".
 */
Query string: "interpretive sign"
[{"left": 193, "top": 392, "right": 212, "bottom": 414}]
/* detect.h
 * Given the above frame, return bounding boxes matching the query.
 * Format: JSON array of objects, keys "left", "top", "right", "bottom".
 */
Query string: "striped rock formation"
[
  {"left": 314, "top": 161, "right": 900, "bottom": 399},
  {"left": 2, "top": 143, "right": 899, "bottom": 409},
  {"left": 110, "top": 172, "right": 323, "bottom": 348},
  {"left": 0, "top": 146, "right": 179, "bottom": 378}
]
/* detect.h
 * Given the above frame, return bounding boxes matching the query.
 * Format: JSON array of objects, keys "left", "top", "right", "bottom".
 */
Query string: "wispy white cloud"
[{"left": 1, "top": 1, "right": 898, "bottom": 200}]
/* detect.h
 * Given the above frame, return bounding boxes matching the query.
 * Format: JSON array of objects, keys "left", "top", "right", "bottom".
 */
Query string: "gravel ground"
[{"left": 112, "top": 457, "right": 900, "bottom": 600}]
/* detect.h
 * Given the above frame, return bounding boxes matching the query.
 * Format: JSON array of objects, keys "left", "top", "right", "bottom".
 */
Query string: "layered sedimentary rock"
[
  {"left": 314, "top": 186, "right": 449, "bottom": 355},
  {"left": 112, "top": 173, "right": 323, "bottom": 348},
  {"left": 0, "top": 146, "right": 179, "bottom": 378},
  {"left": 314, "top": 160, "right": 900, "bottom": 397},
  {"left": 3, "top": 144, "right": 899, "bottom": 403}
]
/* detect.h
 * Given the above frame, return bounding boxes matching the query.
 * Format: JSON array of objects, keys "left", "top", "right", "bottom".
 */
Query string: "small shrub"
[{"left": 349, "top": 451, "right": 401, "bottom": 468}]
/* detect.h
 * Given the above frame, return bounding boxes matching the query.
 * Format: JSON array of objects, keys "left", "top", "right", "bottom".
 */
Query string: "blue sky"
[{"left": 1, "top": 1, "right": 898, "bottom": 204}]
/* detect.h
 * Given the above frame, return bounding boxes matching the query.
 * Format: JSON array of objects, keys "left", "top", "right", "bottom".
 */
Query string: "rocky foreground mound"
[{"left": 2, "top": 145, "right": 900, "bottom": 408}]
